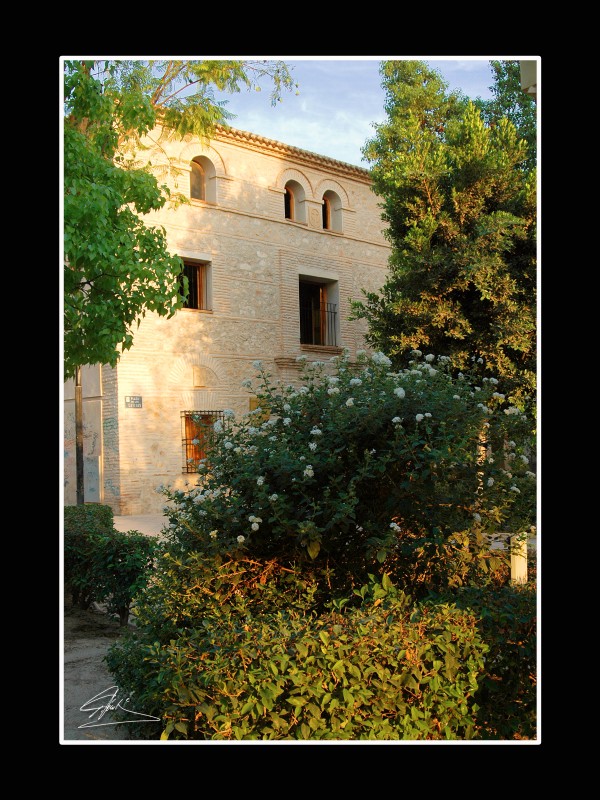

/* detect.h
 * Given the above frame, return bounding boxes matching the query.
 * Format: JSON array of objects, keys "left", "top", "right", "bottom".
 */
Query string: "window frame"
[
  {"left": 180, "top": 260, "right": 211, "bottom": 311},
  {"left": 181, "top": 410, "right": 224, "bottom": 473}
]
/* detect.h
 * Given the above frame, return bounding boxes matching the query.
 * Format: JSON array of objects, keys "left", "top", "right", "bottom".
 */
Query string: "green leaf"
[{"left": 307, "top": 540, "right": 320, "bottom": 559}]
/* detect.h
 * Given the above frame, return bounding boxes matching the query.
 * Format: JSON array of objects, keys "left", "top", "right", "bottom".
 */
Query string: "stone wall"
[{"left": 68, "top": 126, "right": 391, "bottom": 515}]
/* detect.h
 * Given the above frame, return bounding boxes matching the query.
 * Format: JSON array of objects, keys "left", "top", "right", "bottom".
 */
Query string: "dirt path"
[{"left": 62, "top": 602, "right": 161, "bottom": 743}]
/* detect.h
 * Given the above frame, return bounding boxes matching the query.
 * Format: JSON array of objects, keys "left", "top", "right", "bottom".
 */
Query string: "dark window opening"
[
  {"left": 181, "top": 410, "right": 224, "bottom": 472},
  {"left": 284, "top": 187, "right": 294, "bottom": 220},
  {"left": 179, "top": 262, "right": 209, "bottom": 310},
  {"left": 299, "top": 281, "right": 337, "bottom": 346},
  {"left": 322, "top": 196, "right": 331, "bottom": 229}
]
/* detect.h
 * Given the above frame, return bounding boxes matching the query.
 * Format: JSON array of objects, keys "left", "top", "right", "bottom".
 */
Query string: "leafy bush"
[
  {"left": 107, "top": 558, "right": 488, "bottom": 740},
  {"left": 436, "top": 583, "right": 537, "bottom": 739},
  {"left": 161, "top": 350, "right": 536, "bottom": 597},
  {"left": 64, "top": 504, "right": 115, "bottom": 608},
  {"left": 63, "top": 504, "right": 158, "bottom": 624}
]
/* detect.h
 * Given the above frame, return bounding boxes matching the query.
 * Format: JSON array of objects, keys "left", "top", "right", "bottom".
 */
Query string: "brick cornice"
[{"left": 213, "top": 125, "right": 372, "bottom": 184}]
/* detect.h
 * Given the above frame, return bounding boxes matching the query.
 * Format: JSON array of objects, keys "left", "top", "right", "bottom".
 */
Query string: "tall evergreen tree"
[{"left": 352, "top": 60, "right": 536, "bottom": 423}]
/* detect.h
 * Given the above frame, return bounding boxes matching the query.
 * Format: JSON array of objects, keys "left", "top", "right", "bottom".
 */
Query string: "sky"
[{"left": 212, "top": 57, "right": 509, "bottom": 168}]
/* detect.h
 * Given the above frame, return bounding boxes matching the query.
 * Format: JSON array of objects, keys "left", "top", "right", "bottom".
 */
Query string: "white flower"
[
  {"left": 345, "top": 398, "right": 354, "bottom": 407},
  {"left": 389, "top": 522, "right": 401, "bottom": 532},
  {"left": 241, "top": 379, "right": 252, "bottom": 388},
  {"left": 487, "top": 478, "right": 494, "bottom": 487},
  {"left": 209, "top": 530, "right": 218, "bottom": 539},
  {"left": 504, "top": 407, "right": 521, "bottom": 416},
  {"left": 372, "top": 352, "right": 392, "bottom": 367},
  {"left": 269, "top": 493, "right": 279, "bottom": 502},
  {"left": 309, "top": 441, "right": 317, "bottom": 451},
  {"left": 327, "top": 376, "right": 339, "bottom": 384},
  {"left": 526, "top": 471, "right": 536, "bottom": 479},
  {"left": 425, "top": 354, "right": 435, "bottom": 362},
  {"left": 492, "top": 392, "right": 505, "bottom": 400},
  {"left": 392, "top": 416, "right": 402, "bottom": 424},
  {"left": 283, "top": 403, "right": 291, "bottom": 412},
  {"left": 310, "top": 427, "right": 322, "bottom": 436},
  {"left": 489, "top": 377, "right": 499, "bottom": 384},
  {"left": 473, "top": 513, "right": 482, "bottom": 523},
  {"left": 213, "top": 420, "right": 223, "bottom": 433},
  {"left": 477, "top": 357, "right": 484, "bottom": 364},
  {"left": 248, "top": 515, "right": 262, "bottom": 523},
  {"left": 453, "top": 395, "right": 461, "bottom": 400},
  {"left": 251, "top": 522, "right": 259, "bottom": 532},
  {"left": 415, "top": 414, "right": 424, "bottom": 422},
  {"left": 237, "top": 535, "right": 246, "bottom": 543},
  {"left": 223, "top": 409, "right": 235, "bottom": 418},
  {"left": 252, "top": 360, "right": 263, "bottom": 369},
  {"left": 508, "top": 441, "right": 516, "bottom": 448},
  {"left": 410, "top": 349, "right": 422, "bottom": 357},
  {"left": 296, "top": 354, "right": 308, "bottom": 362},
  {"left": 327, "top": 387, "right": 340, "bottom": 395},
  {"left": 303, "top": 465, "right": 314, "bottom": 478},
  {"left": 257, "top": 476, "right": 265, "bottom": 486},
  {"left": 283, "top": 417, "right": 291, "bottom": 426},
  {"left": 424, "top": 412, "right": 432, "bottom": 418},
  {"left": 509, "top": 486, "right": 521, "bottom": 494},
  {"left": 234, "top": 447, "right": 242, "bottom": 454},
  {"left": 474, "top": 386, "right": 481, "bottom": 392},
  {"left": 349, "top": 378, "right": 362, "bottom": 386},
  {"left": 520, "top": 455, "right": 529, "bottom": 464},
  {"left": 224, "top": 441, "right": 233, "bottom": 449},
  {"left": 394, "top": 387, "right": 405, "bottom": 398}
]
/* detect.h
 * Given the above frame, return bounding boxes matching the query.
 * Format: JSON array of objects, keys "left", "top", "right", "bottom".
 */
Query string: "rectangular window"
[
  {"left": 180, "top": 261, "right": 210, "bottom": 310},
  {"left": 299, "top": 280, "right": 337, "bottom": 346},
  {"left": 181, "top": 410, "right": 223, "bottom": 473}
]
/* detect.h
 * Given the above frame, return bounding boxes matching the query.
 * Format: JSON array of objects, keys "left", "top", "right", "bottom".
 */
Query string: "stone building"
[{"left": 63, "top": 125, "right": 391, "bottom": 515}]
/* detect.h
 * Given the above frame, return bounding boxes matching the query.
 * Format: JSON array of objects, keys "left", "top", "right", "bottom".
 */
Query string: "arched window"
[
  {"left": 284, "top": 186, "right": 294, "bottom": 220},
  {"left": 322, "top": 190, "right": 342, "bottom": 232},
  {"left": 322, "top": 195, "right": 331, "bottom": 229},
  {"left": 190, "top": 158, "right": 206, "bottom": 200},
  {"left": 284, "top": 180, "right": 306, "bottom": 223}
]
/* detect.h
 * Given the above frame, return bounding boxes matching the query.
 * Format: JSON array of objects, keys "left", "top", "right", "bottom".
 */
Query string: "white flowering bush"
[{"left": 161, "top": 350, "right": 535, "bottom": 594}]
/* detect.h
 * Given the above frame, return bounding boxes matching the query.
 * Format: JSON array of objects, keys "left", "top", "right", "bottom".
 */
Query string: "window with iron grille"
[
  {"left": 179, "top": 260, "right": 210, "bottom": 310},
  {"left": 299, "top": 280, "right": 338, "bottom": 346},
  {"left": 181, "top": 410, "right": 224, "bottom": 472}
]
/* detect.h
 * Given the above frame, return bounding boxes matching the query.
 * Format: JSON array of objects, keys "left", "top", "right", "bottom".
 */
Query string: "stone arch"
[
  {"left": 275, "top": 167, "right": 314, "bottom": 199},
  {"left": 314, "top": 178, "right": 350, "bottom": 209},
  {"left": 168, "top": 352, "right": 224, "bottom": 388},
  {"left": 177, "top": 141, "right": 227, "bottom": 176}
]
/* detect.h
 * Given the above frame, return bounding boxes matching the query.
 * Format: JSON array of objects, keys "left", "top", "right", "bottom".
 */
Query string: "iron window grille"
[{"left": 181, "top": 410, "right": 224, "bottom": 473}]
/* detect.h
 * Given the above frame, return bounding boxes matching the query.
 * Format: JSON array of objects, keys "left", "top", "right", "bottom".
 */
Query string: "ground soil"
[{"left": 62, "top": 600, "right": 160, "bottom": 743}]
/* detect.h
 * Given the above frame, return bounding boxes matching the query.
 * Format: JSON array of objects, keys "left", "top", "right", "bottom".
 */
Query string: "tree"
[
  {"left": 63, "top": 59, "right": 296, "bottom": 503},
  {"left": 474, "top": 60, "right": 537, "bottom": 172},
  {"left": 63, "top": 59, "right": 296, "bottom": 381},
  {"left": 351, "top": 60, "right": 537, "bottom": 424}
]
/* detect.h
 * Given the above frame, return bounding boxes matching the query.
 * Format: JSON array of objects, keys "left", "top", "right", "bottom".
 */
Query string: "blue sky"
[{"left": 213, "top": 57, "right": 513, "bottom": 167}]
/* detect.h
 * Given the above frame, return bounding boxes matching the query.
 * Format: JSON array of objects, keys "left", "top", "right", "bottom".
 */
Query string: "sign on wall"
[{"left": 125, "top": 396, "right": 142, "bottom": 408}]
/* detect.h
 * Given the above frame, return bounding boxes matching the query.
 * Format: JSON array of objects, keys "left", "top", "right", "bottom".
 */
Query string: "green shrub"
[
  {"left": 160, "top": 350, "right": 536, "bottom": 597},
  {"left": 63, "top": 505, "right": 158, "bottom": 625},
  {"left": 64, "top": 504, "right": 115, "bottom": 608},
  {"left": 428, "top": 583, "right": 537, "bottom": 739},
  {"left": 107, "top": 558, "right": 488, "bottom": 740}
]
